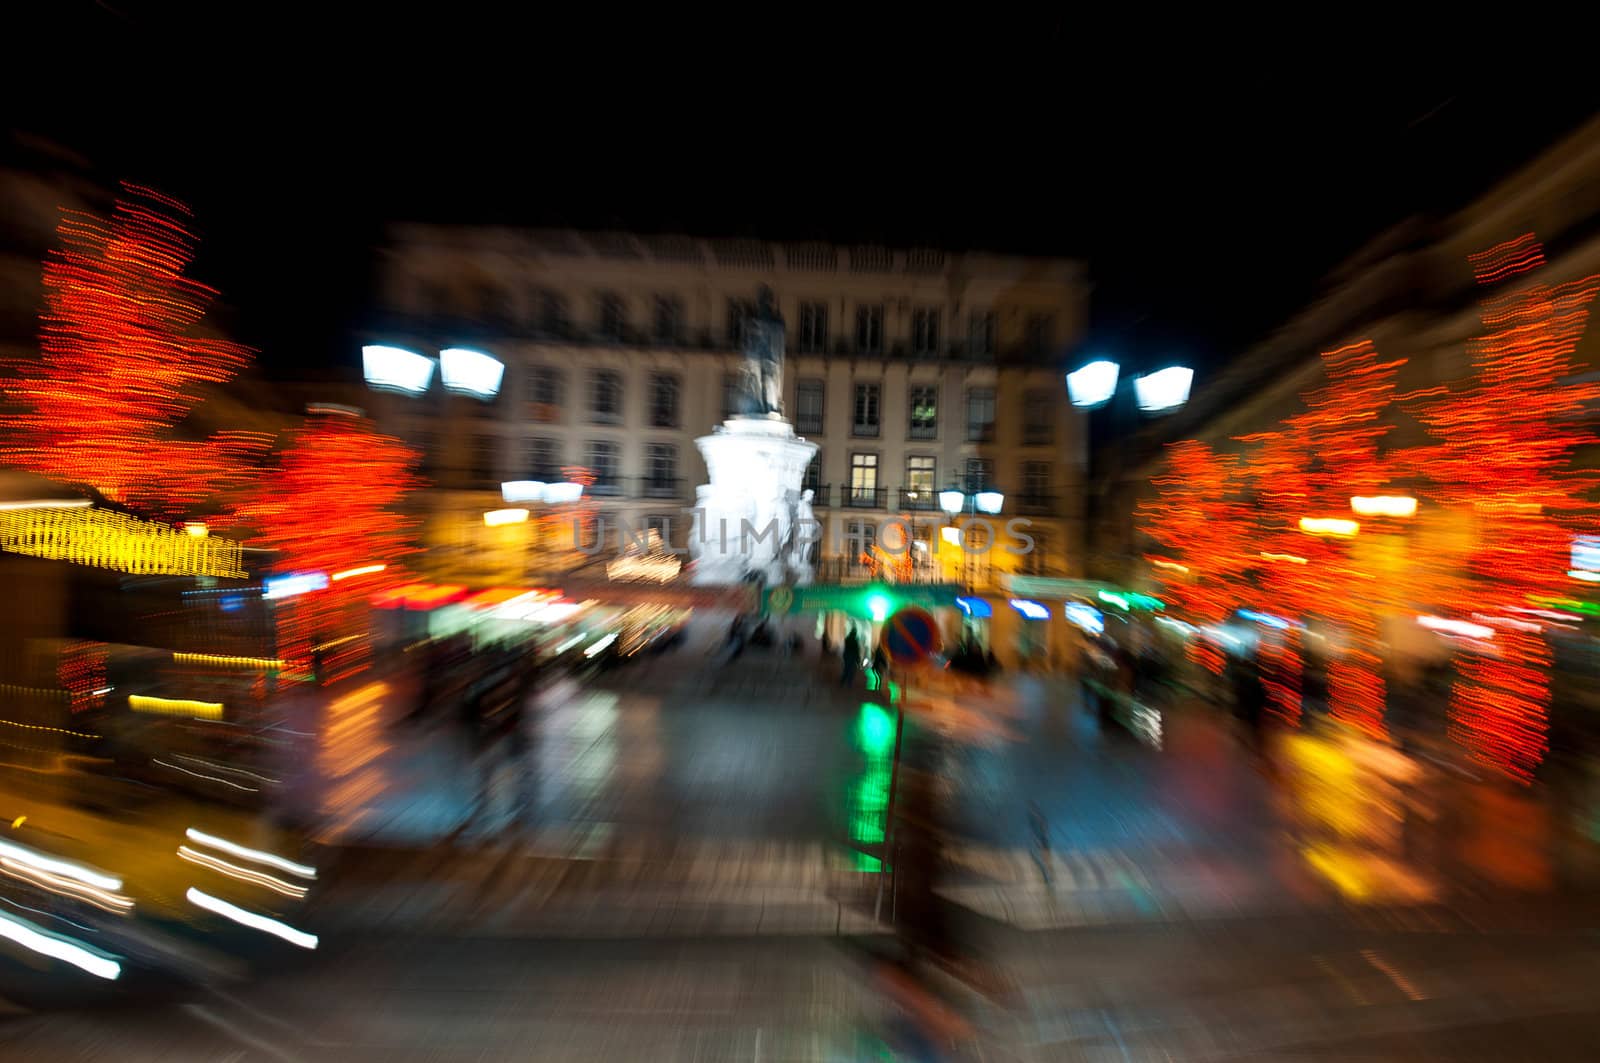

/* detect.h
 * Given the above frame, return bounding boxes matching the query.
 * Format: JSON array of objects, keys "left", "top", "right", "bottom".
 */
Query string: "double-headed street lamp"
[
  {"left": 1066, "top": 357, "right": 1194, "bottom": 581},
  {"left": 363, "top": 345, "right": 506, "bottom": 399},
  {"left": 939, "top": 486, "right": 1004, "bottom": 589}
]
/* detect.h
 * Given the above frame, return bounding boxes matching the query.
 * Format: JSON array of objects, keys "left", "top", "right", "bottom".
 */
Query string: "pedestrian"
[
  {"left": 1230, "top": 653, "right": 1268, "bottom": 759},
  {"left": 841, "top": 627, "right": 862, "bottom": 687},
  {"left": 1028, "top": 801, "right": 1052, "bottom": 885}
]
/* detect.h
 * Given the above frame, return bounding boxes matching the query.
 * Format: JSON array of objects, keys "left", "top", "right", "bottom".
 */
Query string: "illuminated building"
[{"left": 363, "top": 230, "right": 1090, "bottom": 592}]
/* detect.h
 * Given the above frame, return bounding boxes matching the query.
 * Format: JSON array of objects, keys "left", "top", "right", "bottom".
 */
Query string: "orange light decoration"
[
  {"left": 1408, "top": 236, "right": 1599, "bottom": 782},
  {"left": 1, "top": 183, "right": 269, "bottom": 518},
  {"left": 1260, "top": 627, "right": 1302, "bottom": 728},
  {"left": 235, "top": 408, "right": 421, "bottom": 685},
  {"left": 1239, "top": 340, "right": 1406, "bottom": 738},
  {"left": 1138, "top": 441, "right": 1251, "bottom": 674}
]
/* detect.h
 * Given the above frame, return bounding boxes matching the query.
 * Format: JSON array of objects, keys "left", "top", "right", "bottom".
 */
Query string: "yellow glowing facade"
[{"left": 0, "top": 506, "right": 245, "bottom": 578}]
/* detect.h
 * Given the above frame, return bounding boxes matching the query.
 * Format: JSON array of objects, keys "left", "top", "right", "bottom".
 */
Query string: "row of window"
[
  {"left": 524, "top": 367, "right": 1058, "bottom": 443},
  {"left": 828, "top": 455, "right": 1055, "bottom": 503},
  {"left": 428, "top": 284, "right": 1052, "bottom": 356},
  {"left": 438, "top": 431, "right": 1056, "bottom": 508}
]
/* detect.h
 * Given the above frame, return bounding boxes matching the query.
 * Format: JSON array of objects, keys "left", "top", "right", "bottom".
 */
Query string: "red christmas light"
[
  {"left": 1410, "top": 236, "right": 1599, "bottom": 781},
  {"left": 235, "top": 408, "right": 421, "bottom": 683},
  {"left": 1138, "top": 440, "right": 1251, "bottom": 673},
  {"left": 2, "top": 183, "right": 268, "bottom": 517}
]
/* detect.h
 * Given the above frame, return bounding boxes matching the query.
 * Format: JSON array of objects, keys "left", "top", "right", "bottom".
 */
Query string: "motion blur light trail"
[
  {"left": 186, "top": 887, "right": 317, "bottom": 950},
  {"left": 0, "top": 908, "right": 120, "bottom": 980}
]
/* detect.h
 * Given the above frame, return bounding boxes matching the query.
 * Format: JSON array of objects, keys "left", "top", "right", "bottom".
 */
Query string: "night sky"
[{"left": 9, "top": 5, "right": 1600, "bottom": 385}]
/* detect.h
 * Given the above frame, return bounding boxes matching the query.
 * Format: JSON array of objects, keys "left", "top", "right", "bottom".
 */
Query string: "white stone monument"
[{"left": 690, "top": 287, "right": 818, "bottom": 587}]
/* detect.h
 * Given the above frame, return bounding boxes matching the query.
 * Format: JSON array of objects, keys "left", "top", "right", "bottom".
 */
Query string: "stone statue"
[{"left": 738, "top": 285, "right": 785, "bottom": 417}]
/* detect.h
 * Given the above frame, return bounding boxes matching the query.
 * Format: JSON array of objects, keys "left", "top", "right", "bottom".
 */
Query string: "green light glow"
[
  {"left": 866, "top": 592, "right": 892, "bottom": 622},
  {"left": 857, "top": 703, "right": 895, "bottom": 756}
]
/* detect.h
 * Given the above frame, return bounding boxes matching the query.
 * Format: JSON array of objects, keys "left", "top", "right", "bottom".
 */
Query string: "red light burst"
[
  {"left": 1410, "top": 237, "right": 1598, "bottom": 781},
  {"left": 235, "top": 407, "right": 422, "bottom": 683},
  {"left": 1, "top": 183, "right": 268, "bottom": 517}
]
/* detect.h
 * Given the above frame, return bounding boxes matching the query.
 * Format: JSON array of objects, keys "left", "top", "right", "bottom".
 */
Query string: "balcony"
[
  {"left": 966, "top": 422, "right": 995, "bottom": 443},
  {"left": 640, "top": 476, "right": 684, "bottom": 500},
  {"left": 809, "top": 484, "right": 833, "bottom": 507},
  {"left": 795, "top": 415, "right": 824, "bottom": 435},
  {"left": 851, "top": 421, "right": 881, "bottom": 438},
  {"left": 898, "top": 488, "right": 938, "bottom": 511},
  {"left": 843, "top": 486, "right": 888, "bottom": 510},
  {"left": 908, "top": 423, "right": 938, "bottom": 440},
  {"left": 1016, "top": 493, "right": 1056, "bottom": 515}
]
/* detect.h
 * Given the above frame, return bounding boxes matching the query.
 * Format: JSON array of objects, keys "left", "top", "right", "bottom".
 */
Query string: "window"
[
  {"left": 908, "top": 385, "right": 938, "bottom": 439},
  {"left": 1022, "top": 529, "right": 1050, "bottom": 575},
  {"left": 653, "top": 295, "right": 683, "bottom": 344},
  {"left": 589, "top": 369, "right": 623, "bottom": 424},
  {"left": 802, "top": 452, "right": 822, "bottom": 494},
  {"left": 798, "top": 301, "right": 828, "bottom": 353},
  {"left": 472, "top": 434, "right": 499, "bottom": 481},
  {"left": 845, "top": 519, "right": 877, "bottom": 561},
  {"left": 795, "top": 378, "right": 825, "bottom": 434},
  {"left": 1024, "top": 389, "right": 1054, "bottom": 444},
  {"left": 645, "top": 443, "right": 678, "bottom": 496},
  {"left": 966, "top": 387, "right": 995, "bottom": 441},
  {"left": 905, "top": 456, "right": 936, "bottom": 508},
  {"left": 722, "top": 372, "right": 742, "bottom": 420},
  {"left": 726, "top": 298, "right": 751, "bottom": 347},
  {"left": 911, "top": 309, "right": 940, "bottom": 355},
  {"left": 527, "top": 366, "right": 564, "bottom": 423},
  {"left": 849, "top": 453, "right": 879, "bottom": 506},
  {"left": 597, "top": 293, "right": 625, "bottom": 340},
  {"left": 853, "top": 382, "right": 881, "bottom": 437},
  {"left": 649, "top": 373, "right": 680, "bottom": 428},
  {"left": 1021, "top": 461, "right": 1051, "bottom": 505},
  {"left": 587, "top": 440, "right": 620, "bottom": 494},
  {"left": 854, "top": 304, "right": 883, "bottom": 353},
  {"left": 964, "top": 457, "right": 994, "bottom": 493},
  {"left": 527, "top": 437, "right": 561, "bottom": 480},
  {"left": 1026, "top": 312, "right": 1054, "bottom": 354},
  {"left": 537, "top": 290, "right": 567, "bottom": 335},
  {"left": 968, "top": 311, "right": 996, "bottom": 356}
]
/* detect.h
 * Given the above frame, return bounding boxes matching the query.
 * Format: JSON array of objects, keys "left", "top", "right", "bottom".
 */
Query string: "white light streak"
[
  {"left": 0, "top": 908, "right": 120, "bottom": 980},
  {"left": 186, "top": 888, "right": 318, "bottom": 950},
  {"left": 185, "top": 829, "right": 316, "bottom": 880}
]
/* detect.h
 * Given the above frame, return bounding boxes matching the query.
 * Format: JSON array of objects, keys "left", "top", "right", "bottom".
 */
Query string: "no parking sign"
[{"left": 883, "top": 607, "right": 942, "bottom": 664}]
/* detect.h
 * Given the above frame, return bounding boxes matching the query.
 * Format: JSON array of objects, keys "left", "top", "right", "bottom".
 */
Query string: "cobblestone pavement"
[{"left": 3, "top": 914, "right": 1598, "bottom": 1060}]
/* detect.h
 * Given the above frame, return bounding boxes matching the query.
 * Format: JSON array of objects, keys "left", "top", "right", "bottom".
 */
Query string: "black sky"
[{"left": 9, "top": 4, "right": 1600, "bottom": 383}]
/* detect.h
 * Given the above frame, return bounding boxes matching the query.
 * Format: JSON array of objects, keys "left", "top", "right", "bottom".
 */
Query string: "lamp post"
[
  {"left": 1067, "top": 357, "right": 1193, "bottom": 583},
  {"left": 499, "top": 480, "right": 586, "bottom": 579},
  {"left": 938, "top": 486, "right": 1005, "bottom": 591}
]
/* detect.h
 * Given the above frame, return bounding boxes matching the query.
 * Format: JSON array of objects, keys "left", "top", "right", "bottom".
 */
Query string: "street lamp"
[
  {"left": 1132, "top": 367, "right": 1194, "bottom": 412},
  {"left": 1066, "top": 360, "right": 1119, "bottom": 408},
  {"left": 362, "top": 344, "right": 504, "bottom": 400},
  {"left": 1071, "top": 357, "right": 1193, "bottom": 582}
]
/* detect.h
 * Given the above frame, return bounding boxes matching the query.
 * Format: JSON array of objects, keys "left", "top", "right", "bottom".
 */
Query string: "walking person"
[
  {"left": 1028, "top": 801, "right": 1052, "bottom": 886},
  {"left": 840, "top": 627, "right": 862, "bottom": 687}
]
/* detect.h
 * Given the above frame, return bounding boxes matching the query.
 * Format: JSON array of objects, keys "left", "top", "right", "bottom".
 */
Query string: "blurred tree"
[
  {"left": 1, "top": 182, "right": 268, "bottom": 518},
  {"left": 1409, "top": 236, "right": 1600, "bottom": 782},
  {"left": 235, "top": 407, "right": 421, "bottom": 683},
  {"left": 1137, "top": 440, "right": 1253, "bottom": 674}
]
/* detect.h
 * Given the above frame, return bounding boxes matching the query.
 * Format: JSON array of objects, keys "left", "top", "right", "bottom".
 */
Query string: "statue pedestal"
[{"left": 691, "top": 418, "right": 818, "bottom": 587}]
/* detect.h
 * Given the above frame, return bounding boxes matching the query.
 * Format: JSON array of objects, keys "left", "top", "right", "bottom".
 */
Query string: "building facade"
[
  {"left": 364, "top": 229, "right": 1091, "bottom": 590},
  {"left": 1100, "top": 113, "right": 1600, "bottom": 589}
]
